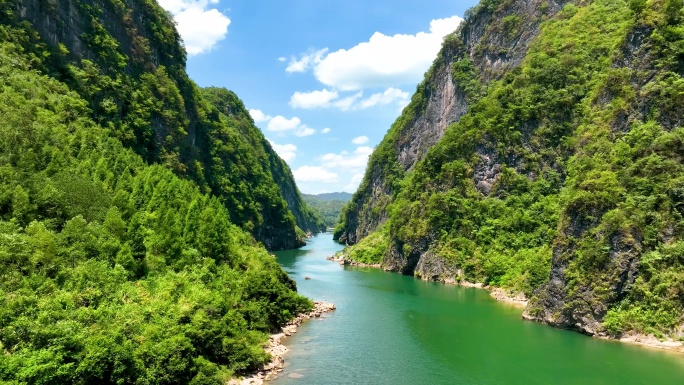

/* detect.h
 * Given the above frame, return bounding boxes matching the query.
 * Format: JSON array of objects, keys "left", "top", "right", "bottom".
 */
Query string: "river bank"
[
  {"left": 326, "top": 254, "right": 527, "bottom": 306},
  {"left": 229, "top": 301, "right": 336, "bottom": 385},
  {"left": 326, "top": 253, "right": 684, "bottom": 354}
]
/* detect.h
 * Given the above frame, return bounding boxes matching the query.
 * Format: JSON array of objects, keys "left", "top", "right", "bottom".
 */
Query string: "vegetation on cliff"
[
  {"left": 0, "top": 0, "right": 320, "bottom": 382},
  {"left": 0, "top": 0, "right": 322, "bottom": 250},
  {"left": 339, "top": 0, "right": 684, "bottom": 339}
]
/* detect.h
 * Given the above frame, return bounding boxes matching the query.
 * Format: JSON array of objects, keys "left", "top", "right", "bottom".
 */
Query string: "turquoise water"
[{"left": 273, "top": 233, "right": 684, "bottom": 385}]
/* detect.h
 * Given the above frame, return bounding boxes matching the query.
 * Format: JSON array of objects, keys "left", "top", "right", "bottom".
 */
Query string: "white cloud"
[
  {"left": 307, "top": 16, "right": 462, "bottom": 90},
  {"left": 286, "top": 48, "right": 329, "bottom": 73},
  {"left": 267, "top": 116, "right": 301, "bottom": 132},
  {"left": 290, "top": 89, "right": 339, "bottom": 109},
  {"left": 265, "top": 115, "right": 316, "bottom": 137},
  {"left": 250, "top": 111, "right": 318, "bottom": 137},
  {"left": 332, "top": 92, "right": 363, "bottom": 111},
  {"left": 352, "top": 136, "right": 369, "bottom": 145},
  {"left": 267, "top": 140, "right": 297, "bottom": 162},
  {"left": 294, "top": 127, "right": 316, "bottom": 137},
  {"left": 345, "top": 173, "right": 365, "bottom": 192},
  {"left": 321, "top": 128, "right": 331, "bottom": 134},
  {"left": 289, "top": 88, "right": 408, "bottom": 111},
  {"left": 321, "top": 146, "right": 373, "bottom": 169},
  {"left": 358, "top": 88, "right": 409, "bottom": 109},
  {"left": 278, "top": 57, "right": 287, "bottom": 62},
  {"left": 295, "top": 146, "right": 373, "bottom": 193},
  {"left": 158, "top": 0, "right": 231, "bottom": 56},
  {"left": 293, "top": 166, "right": 338, "bottom": 183},
  {"left": 249, "top": 109, "right": 272, "bottom": 123}
]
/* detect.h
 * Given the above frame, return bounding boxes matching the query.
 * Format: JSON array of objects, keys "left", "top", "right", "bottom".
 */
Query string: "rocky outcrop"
[
  {"left": 7, "top": 0, "right": 320, "bottom": 251},
  {"left": 337, "top": 0, "right": 571, "bottom": 246}
]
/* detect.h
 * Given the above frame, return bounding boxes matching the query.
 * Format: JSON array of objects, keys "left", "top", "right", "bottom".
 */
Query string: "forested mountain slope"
[
  {"left": 303, "top": 193, "right": 351, "bottom": 228},
  {"left": 0, "top": 0, "right": 323, "bottom": 382},
  {"left": 0, "top": 0, "right": 323, "bottom": 250},
  {"left": 338, "top": 0, "right": 684, "bottom": 341}
]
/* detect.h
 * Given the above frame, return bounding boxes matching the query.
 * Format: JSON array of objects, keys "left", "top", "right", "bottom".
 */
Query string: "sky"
[{"left": 157, "top": 0, "right": 480, "bottom": 194}]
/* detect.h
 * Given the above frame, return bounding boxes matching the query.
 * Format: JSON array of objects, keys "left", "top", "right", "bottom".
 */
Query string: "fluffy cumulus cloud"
[
  {"left": 265, "top": 116, "right": 315, "bottom": 137},
  {"left": 158, "top": 0, "right": 231, "bottom": 56},
  {"left": 290, "top": 88, "right": 407, "bottom": 111},
  {"left": 351, "top": 135, "right": 369, "bottom": 145},
  {"left": 249, "top": 109, "right": 272, "bottom": 123},
  {"left": 321, "top": 128, "right": 332, "bottom": 134},
  {"left": 293, "top": 146, "right": 373, "bottom": 193},
  {"left": 358, "top": 88, "right": 409, "bottom": 109},
  {"left": 286, "top": 48, "right": 329, "bottom": 73},
  {"left": 293, "top": 166, "right": 338, "bottom": 183},
  {"left": 285, "top": 16, "right": 462, "bottom": 90},
  {"left": 250, "top": 110, "right": 317, "bottom": 137},
  {"left": 320, "top": 146, "right": 373, "bottom": 169},
  {"left": 289, "top": 89, "right": 339, "bottom": 109},
  {"left": 267, "top": 140, "right": 297, "bottom": 162}
]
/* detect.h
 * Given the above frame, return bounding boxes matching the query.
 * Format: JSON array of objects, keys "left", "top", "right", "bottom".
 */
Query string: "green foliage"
[
  {"left": 0, "top": 0, "right": 312, "bottom": 250},
  {"left": 345, "top": 0, "right": 684, "bottom": 336},
  {"left": 302, "top": 194, "right": 350, "bottom": 228},
  {"left": 0, "top": 39, "right": 311, "bottom": 383},
  {"left": 344, "top": 228, "right": 390, "bottom": 265}
]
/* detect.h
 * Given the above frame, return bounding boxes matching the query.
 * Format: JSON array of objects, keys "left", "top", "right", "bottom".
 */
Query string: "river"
[{"left": 272, "top": 233, "right": 684, "bottom": 385}]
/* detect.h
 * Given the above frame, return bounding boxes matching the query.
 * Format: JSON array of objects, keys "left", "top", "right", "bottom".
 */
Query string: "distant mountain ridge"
[
  {"left": 306, "top": 192, "right": 353, "bottom": 202},
  {"left": 302, "top": 192, "right": 352, "bottom": 228}
]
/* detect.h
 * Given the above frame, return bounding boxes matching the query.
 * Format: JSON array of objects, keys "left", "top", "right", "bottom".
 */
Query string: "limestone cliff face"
[
  {"left": 344, "top": 0, "right": 684, "bottom": 339},
  {"left": 8, "top": 0, "right": 321, "bottom": 250},
  {"left": 337, "top": 0, "right": 570, "bottom": 245},
  {"left": 521, "top": 22, "right": 676, "bottom": 336}
]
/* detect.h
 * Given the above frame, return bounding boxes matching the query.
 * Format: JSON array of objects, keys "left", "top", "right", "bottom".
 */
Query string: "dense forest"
[
  {"left": 303, "top": 193, "right": 351, "bottom": 228},
  {"left": 337, "top": 0, "right": 684, "bottom": 341},
  {"left": 0, "top": 0, "right": 320, "bottom": 382},
  {"left": 0, "top": 0, "right": 323, "bottom": 251}
]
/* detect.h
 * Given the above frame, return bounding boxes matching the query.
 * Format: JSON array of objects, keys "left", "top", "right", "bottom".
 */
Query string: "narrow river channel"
[{"left": 272, "top": 233, "right": 684, "bottom": 385}]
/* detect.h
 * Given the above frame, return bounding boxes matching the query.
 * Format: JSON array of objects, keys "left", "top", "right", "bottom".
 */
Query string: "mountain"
[
  {"left": 337, "top": 0, "right": 684, "bottom": 341},
  {"left": 302, "top": 193, "right": 352, "bottom": 228},
  {"left": 1, "top": 0, "right": 322, "bottom": 250},
  {"left": 312, "top": 192, "right": 353, "bottom": 202},
  {"left": 0, "top": 0, "right": 318, "bottom": 382}
]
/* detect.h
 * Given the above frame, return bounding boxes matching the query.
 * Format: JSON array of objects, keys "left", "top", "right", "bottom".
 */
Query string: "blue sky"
[{"left": 158, "top": 0, "right": 480, "bottom": 194}]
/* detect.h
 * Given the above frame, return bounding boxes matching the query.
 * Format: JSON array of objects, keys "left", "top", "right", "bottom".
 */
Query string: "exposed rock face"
[
  {"left": 341, "top": 0, "right": 684, "bottom": 340},
  {"left": 10, "top": 0, "right": 320, "bottom": 250},
  {"left": 523, "top": 231, "right": 642, "bottom": 335},
  {"left": 338, "top": 0, "right": 570, "bottom": 245}
]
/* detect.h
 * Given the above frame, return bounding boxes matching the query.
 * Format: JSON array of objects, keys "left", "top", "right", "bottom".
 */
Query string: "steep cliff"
[
  {"left": 0, "top": 3, "right": 314, "bottom": 382},
  {"left": 1, "top": 0, "right": 322, "bottom": 250},
  {"left": 342, "top": 0, "right": 684, "bottom": 341},
  {"left": 335, "top": 0, "right": 571, "bottom": 245}
]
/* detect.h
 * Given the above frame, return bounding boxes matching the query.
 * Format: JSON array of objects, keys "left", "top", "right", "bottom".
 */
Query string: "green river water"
[{"left": 272, "top": 233, "right": 684, "bottom": 385}]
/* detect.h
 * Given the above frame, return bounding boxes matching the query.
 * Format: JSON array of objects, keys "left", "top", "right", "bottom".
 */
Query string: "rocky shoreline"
[
  {"left": 228, "top": 301, "right": 336, "bottom": 385},
  {"left": 326, "top": 254, "right": 382, "bottom": 268},
  {"left": 606, "top": 334, "right": 684, "bottom": 353},
  {"left": 325, "top": 253, "right": 684, "bottom": 354}
]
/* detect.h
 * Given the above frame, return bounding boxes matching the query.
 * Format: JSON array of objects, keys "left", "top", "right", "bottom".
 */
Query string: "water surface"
[{"left": 273, "top": 233, "right": 684, "bottom": 385}]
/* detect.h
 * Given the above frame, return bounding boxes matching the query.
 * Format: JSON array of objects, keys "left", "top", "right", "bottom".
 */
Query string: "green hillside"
[
  {"left": 0, "top": 0, "right": 321, "bottom": 382},
  {"left": 302, "top": 193, "right": 352, "bottom": 229},
  {"left": 337, "top": 0, "right": 684, "bottom": 340},
  {"left": 0, "top": 0, "right": 322, "bottom": 251}
]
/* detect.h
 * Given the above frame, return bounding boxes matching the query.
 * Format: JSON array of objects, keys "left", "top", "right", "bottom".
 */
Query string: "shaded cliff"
[
  {"left": 2, "top": 0, "right": 321, "bottom": 249},
  {"left": 0, "top": 4, "right": 314, "bottom": 383},
  {"left": 341, "top": 0, "right": 684, "bottom": 340}
]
